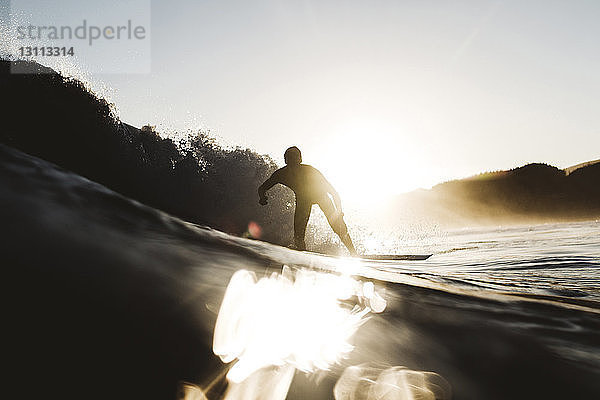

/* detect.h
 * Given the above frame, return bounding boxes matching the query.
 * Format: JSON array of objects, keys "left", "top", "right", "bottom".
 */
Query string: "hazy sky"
[{"left": 22, "top": 1, "right": 600, "bottom": 200}]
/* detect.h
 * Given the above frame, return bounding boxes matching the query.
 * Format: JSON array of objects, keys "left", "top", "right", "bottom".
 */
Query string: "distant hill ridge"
[
  {"left": 403, "top": 161, "right": 600, "bottom": 226},
  {"left": 565, "top": 159, "right": 600, "bottom": 175},
  {"left": 439, "top": 160, "right": 600, "bottom": 186}
]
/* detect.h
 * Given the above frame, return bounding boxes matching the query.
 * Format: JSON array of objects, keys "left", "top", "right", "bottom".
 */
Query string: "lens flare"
[
  {"left": 247, "top": 221, "right": 262, "bottom": 239},
  {"left": 334, "top": 364, "right": 451, "bottom": 400},
  {"left": 212, "top": 266, "right": 387, "bottom": 399}
]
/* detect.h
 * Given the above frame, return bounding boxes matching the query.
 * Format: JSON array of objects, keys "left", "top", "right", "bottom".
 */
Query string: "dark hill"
[
  {"left": 565, "top": 159, "right": 600, "bottom": 175},
  {"left": 404, "top": 162, "right": 600, "bottom": 226}
]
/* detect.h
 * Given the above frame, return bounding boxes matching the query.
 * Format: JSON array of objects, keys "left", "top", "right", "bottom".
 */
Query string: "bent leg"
[
  {"left": 294, "top": 199, "right": 312, "bottom": 251},
  {"left": 318, "top": 197, "right": 357, "bottom": 256}
]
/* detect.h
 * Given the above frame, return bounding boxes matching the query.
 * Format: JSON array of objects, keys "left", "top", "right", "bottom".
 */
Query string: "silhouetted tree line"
[
  {"left": 404, "top": 162, "right": 600, "bottom": 225},
  {"left": 0, "top": 60, "right": 294, "bottom": 244}
]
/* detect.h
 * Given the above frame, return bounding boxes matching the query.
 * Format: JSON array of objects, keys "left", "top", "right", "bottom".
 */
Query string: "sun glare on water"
[
  {"left": 213, "top": 267, "right": 385, "bottom": 381},
  {"left": 182, "top": 265, "right": 449, "bottom": 400},
  {"left": 209, "top": 266, "right": 386, "bottom": 399}
]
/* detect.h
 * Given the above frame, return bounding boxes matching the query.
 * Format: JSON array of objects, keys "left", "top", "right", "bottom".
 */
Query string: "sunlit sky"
[{"left": 15, "top": 1, "right": 600, "bottom": 202}]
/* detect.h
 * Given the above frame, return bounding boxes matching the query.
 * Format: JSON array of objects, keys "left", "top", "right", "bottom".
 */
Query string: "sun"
[{"left": 306, "top": 118, "right": 429, "bottom": 207}]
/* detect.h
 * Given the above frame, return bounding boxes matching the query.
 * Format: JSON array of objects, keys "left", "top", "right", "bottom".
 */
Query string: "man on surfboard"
[{"left": 258, "top": 146, "right": 357, "bottom": 255}]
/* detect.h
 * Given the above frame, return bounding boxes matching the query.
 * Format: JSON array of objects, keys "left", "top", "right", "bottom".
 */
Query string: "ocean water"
[
  {"left": 2, "top": 144, "right": 599, "bottom": 400},
  {"left": 371, "top": 221, "right": 600, "bottom": 304}
]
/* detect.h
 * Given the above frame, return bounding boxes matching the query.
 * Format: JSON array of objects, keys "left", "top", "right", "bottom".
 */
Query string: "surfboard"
[
  {"left": 305, "top": 250, "right": 432, "bottom": 261},
  {"left": 360, "top": 254, "right": 432, "bottom": 261}
]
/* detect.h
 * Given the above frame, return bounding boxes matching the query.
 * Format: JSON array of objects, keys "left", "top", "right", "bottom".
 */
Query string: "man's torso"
[{"left": 273, "top": 164, "right": 328, "bottom": 203}]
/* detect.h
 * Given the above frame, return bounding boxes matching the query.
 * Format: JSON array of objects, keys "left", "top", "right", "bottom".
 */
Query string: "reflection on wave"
[
  {"left": 335, "top": 364, "right": 451, "bottom": 400},
  {"left": 209, "top": 266, "right": 387, "bottom": 399}
]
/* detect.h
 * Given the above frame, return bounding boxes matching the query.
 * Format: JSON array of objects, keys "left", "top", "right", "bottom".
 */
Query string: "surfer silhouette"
[{"left": 258, "top": 146, "right": 357, "bottom": 255}]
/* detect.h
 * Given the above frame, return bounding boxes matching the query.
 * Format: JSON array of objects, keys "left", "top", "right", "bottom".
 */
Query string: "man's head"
[{"left": 284, "top": 146, "right": 302, "bottom": 165}]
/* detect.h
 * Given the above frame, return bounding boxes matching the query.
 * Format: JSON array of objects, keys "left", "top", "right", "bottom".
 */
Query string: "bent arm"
[{"left": 258, "top": 170, "right": 281, "bottom": 202}]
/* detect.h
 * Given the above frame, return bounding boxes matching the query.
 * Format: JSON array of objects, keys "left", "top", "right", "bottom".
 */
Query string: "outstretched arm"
[{"left": 258, "top": 170, "right": 281, "bottom": 205}]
